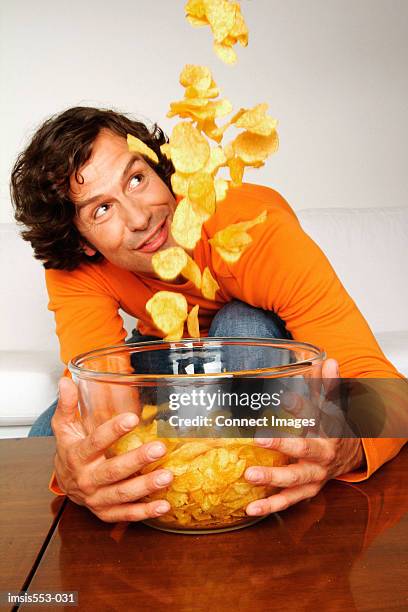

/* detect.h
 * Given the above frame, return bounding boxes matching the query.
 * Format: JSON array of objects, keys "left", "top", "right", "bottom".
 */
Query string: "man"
[{"left": 11, "top": 106, "right": 406, "bottom": 524}]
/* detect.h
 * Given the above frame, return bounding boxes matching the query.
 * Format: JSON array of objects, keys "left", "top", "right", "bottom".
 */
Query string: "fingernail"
[
  {"left": 155, "top": 471, "right": 173, "bottom": 486},
  {"left": 255, "top": 438, "right": 271, "bottom": 447},
  {"left": 121, "top": 414, "right": 137, "bottom": 430},
  {"left": 246, "top": 468, "right": 263, "bottom": 482},
  {"left": 247, "top": 503, "right": 263, "bottom": 516},
  {"left": 155, "top": 502, "right": 170, "bottom": 515},
  {"left": 147, "top": 442, "right": 166, "bottom": 459}
]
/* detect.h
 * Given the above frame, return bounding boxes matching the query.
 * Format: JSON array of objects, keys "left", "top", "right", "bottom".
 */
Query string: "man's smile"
[{"left": 136, "top": 216, "right": 169, "bottom": 253}]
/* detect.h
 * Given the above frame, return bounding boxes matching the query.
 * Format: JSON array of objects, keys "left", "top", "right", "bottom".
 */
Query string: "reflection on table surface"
[{"left": 27, "top": 447, "right": 408, "bottom": 611}]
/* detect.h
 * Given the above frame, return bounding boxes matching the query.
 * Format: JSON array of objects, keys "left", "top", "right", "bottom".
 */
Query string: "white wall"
[{"left": 1, "top": 0, "right": 407, "bottom": 224}]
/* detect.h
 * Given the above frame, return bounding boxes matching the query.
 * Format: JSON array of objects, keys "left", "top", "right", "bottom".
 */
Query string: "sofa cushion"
[
  {"left": 297, "top": 207, "right": 408, "bottom": 334},
  {"left": 0, "top": 351, "right": 60, "bottom": 426}
]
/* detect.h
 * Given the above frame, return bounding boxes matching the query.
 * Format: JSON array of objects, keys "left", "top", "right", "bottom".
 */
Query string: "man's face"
[{"left": 71, "top": 129, "right": 178, "bottom": 276}]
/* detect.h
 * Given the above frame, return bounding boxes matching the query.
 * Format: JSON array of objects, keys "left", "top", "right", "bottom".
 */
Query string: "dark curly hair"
[{"left": 10, "top": 106, "right": 175, "bottom": 270}]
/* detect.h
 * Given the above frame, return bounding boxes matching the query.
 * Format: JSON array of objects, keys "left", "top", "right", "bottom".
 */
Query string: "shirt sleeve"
[
  {"left": 45, "top": 264, "right": 127, "bottom": 367},
  {"left": 46, "top": 264, "right": 128, "bottom": 497},
  {"left": 212, "top": 191, "right": 406, "bottom": 478}
]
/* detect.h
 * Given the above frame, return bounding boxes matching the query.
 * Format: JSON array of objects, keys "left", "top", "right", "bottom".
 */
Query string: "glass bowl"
[{"left": 69, "top": 337, "right": 325, "bottom": 533}]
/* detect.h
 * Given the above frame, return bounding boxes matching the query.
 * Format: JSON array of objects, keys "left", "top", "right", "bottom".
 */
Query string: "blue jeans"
[{"left": 28, "top": 301, "right": 291, "bottom": 437}]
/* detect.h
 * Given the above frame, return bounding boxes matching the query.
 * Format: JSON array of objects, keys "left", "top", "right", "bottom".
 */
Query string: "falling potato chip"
[
  {"left": 232, "top": 130, "right": 279, "bottom": 164},
  {"left": 146, "top": 291, "right": 188, "bottom": 336},
  {"left": 187, "top": 304, "right": 200, "bottom": 337},
  {"left": 183, "top": 255, "right": 202, "bottom": 288},
  {"left": 160, "top": 143, "right": 172, "bottom": 158},
  {"left": 233, "top": 103, "right": 278, "bottom": 136},
  {"left": 185, "top": 0, "right": 207, "bottom": 24},
  {"left": 167, "top": 98, "right": 232, "bottom": 140},
  {"left": 214, "top": 178, "right": 228, "bottom": 202},
  {"left": 227, "top": 156, "right": 245, "bottom": 186},
  {"left": 180, "top": 65, "right": 220, "bottom": 100},
  {"left": 188, "top": 172, "right": 216, "bottom": 221},
  {"left": 201, "top": 266, "right": 220, "bottom": 300},
  {"left": 199, "top": 118, "right": 224, "bottom": 143},
  {"left": 170, "top": 122, "right": 210, "bottom": 173},
  {"left": 202, "top": 146, "right": 227, "bottom": 174},
  {"left": 180, "top": 64, "right": 212, "bottom": 92},
  {"left": 171, "top": 197, "right": 203, "bottom": 250},
  {"left": 171, "top": 172, "right": 191, "bottom": 197},
  {"left": 210, "top": 211, "right": 268, "bottom": 263},
  {"left": 185, "top": 82, "right": 219, "bottom": 99},
  {"left": 213, "top": 41, "right": 237, "bottom": 65},
  {"left": 164, "top": 322, "right": 185, "bottom": 342},
  {"left": 205, "top": 0, "right": 237, "bottom": 44},
  {"left": 211, "top": 245, "right": 242, "bottom": 263},
  {"left": 229, "top": 5, "right": 248, "bottom": 46},
  {"left": 152, "top": 247, "right": 188, "bottom": 281},
  {"left": 127, "top": 134, "right": 158, "bottom": 164}
]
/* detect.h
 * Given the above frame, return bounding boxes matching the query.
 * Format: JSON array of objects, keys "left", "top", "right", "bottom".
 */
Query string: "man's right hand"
[{"left": 51, "top": 377, "right": 173, "bottom": 523}]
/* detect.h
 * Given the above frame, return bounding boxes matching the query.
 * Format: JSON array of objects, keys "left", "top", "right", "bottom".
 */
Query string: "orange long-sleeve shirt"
[{"left": 46, "top": 183, "right": 406, "bottom": 494}]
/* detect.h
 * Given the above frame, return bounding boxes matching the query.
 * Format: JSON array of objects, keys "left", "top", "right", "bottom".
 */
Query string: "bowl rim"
[{"left": 68, "top": 337, "right": 326, "bottom": 382}]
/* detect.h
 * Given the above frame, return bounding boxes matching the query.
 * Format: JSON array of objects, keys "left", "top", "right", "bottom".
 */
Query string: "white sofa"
[{"left": 1, "top": 206, "right": 407, "bottom": 438}]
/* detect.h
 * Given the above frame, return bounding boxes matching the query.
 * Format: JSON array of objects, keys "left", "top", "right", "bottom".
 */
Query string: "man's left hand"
[{"left": 244, "top": 359, "right": 365, "bottom": 516}]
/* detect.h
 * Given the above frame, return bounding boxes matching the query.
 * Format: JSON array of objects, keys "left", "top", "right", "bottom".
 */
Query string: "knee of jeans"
[
  {"left": 28, "top": 400, "right": 58, "bottom": 437},
  {"left": 209, "top": 300, "right": 290, "bottom": 339}
]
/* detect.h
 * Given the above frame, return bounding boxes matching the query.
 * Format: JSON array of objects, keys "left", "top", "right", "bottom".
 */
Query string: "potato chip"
[
  {"left": 171, "top": 171, "right": 190, "bottom": 197},
  {"left": 205, "top": 0, "right": 236, "bottom": 43},
  {"left": 233, "top": 103, "right": 278, "bottom": 136},
  {"left": 202, "top": 146, "right": 227, "bottom": 174},
  {"left": 146, "top": 291, "right": 188, "bottom": 336},
  {"left": 229, "top": 5, "right": 248, "bottom": 47},
  {"left": 152, "top": 247, "right": 188, "bottom": 281},
  {"left": 173, "top": 470, "right": 204, "bottom": 493},
  {"left": 187, "top": 172, "right": 216, "bottom": 221},
  {"left": 160, "top": 143, "right": 171, "bottom": 158},
  {"left": 185, "top": 82, "right": 219, "bottom": 99},
  {"left": 187, "top": 304, "right": 200, "bottom": 337},
  {"left": 185, "top": 0, "right": 207, "bottom": 24},
  {"left": 180, "top": 64, "right": 212, "bottom": 92},
  {"left": 232, "top": 130, "right": 279, "bottom": 164},
  {"left": 227, "top": 156, "right": 245, "bottom": 186},
  {"left": 127, "top": 134, "right": 158, "bottom": 164},
  {"left": 186, "top": 0, "right": 248, "bottom": 65},
  {"left": 171, "top": 197, "right": 203, "bottom": 250},
  {"left": 141, "top": 404, "right": 158, "bottom": 422},
  {"left": 170, "top": 122, "right": 210, "bottom": 173},
  {"left": 134, "top": 430, "right": 289, "bottom": 529},
  {"left": 106, "top": 429, "right": 143, "bottom": 457},
  {"left": 213, "top": 178, "right": 228, "bottom": 202},
  {"left": 200, "top": 118, "right": 224, "bottom": 143},
  {"left": 213, "top": 42, "right": 237, "bottom": 65},
  {"left": 210, "top": 211, "right": 267, "bottom": 263},
  {"left": 168, "top": 98, "right": 232, "bottom": 143},
  {"left": 201, "top": 266, "right": 220, "bottom": 300},
  {"left": 210, "top": 246, "right": 241, "bottom": 263},
  {"left": 164, "top": 322, "right": 185, "bottom": 342},
  {"left": 182, "top": 255, "right": 202, "bottom": 288}
]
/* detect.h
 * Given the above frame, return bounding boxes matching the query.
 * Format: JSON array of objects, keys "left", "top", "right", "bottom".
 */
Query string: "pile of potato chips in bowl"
[{"left": 69, "top": 338, "right": 324, "bottom": 533}]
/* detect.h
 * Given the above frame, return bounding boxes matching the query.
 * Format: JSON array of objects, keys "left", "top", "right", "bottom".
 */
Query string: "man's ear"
[{"left": 82, "top": 243, "right": 97, "bottom": 256}]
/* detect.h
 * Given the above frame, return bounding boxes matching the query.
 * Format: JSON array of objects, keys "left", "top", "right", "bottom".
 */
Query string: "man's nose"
[{"left": 119, "top": 198, "right": 151, "bottom": 231}]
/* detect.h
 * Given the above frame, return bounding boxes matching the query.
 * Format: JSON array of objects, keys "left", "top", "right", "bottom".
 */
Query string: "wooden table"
[{"left": 1, "top": 439, "right": 407, "bottom": 611}]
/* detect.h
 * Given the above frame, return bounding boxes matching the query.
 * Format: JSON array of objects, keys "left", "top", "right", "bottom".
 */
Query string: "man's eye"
[
  {"left": 94, "top": 204, "right": 110, "bottom": 219},
  {"left": 129, "top": 173, "right": 143, "bottom": 189}
]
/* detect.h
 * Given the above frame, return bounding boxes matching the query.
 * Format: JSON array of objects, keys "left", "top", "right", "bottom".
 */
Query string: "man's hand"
[
  {"left": 244, "top": 359, "right": 365, "bottom": 516},
  {"left": 51, "top": 377, "right": 173, "bottom": 523}
]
